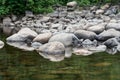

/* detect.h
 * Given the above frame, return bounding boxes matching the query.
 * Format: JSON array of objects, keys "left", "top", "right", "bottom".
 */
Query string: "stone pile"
[{"left": 0, "top": 1, "right": 120, "bottom": 61}]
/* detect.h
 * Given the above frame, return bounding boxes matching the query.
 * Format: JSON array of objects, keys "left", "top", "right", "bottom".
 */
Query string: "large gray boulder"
[
  {"left": 38, "top": 41, "right": 65, "bottom": 55},
  {"left": 96, "top": 29, "right": 120, "bottom": 41},
  {"left": 106, "top": 23, "right": 120, "bottom": 30},
  {"left": 87, "top": 23, "right": 106, "bottom": 34},
  {"left": 49, "top": 33, "right": 81, "bottom": 47},
  {"left": 33, "top": 32, "right": 52, "bottom": 44},
  {"left": 7, "top": 28, "right": 38, "bottom": 42},
  {"left": 74, "top": 30, "right": 97, "bottom": 40},
  {"left": 38, "top": 41, "right": 65, "bottom": 62},
  {"left": 0, "top": 40, "right": 4, "bottom": 49}
]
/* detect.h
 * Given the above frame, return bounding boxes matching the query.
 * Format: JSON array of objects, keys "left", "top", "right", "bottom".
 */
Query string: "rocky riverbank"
[{"left": 0, "top": 1, "right": 120, "bottom": 61}]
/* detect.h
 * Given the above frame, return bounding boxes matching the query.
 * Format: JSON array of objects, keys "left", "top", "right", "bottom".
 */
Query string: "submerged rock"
[{"left": 0, "top": 40, "right": 4, "bottom": 49}]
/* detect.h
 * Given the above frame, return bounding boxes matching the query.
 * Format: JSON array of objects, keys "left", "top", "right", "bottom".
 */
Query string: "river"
[{"left": 0, "top": 35, "right": 120, "bottom": 80}]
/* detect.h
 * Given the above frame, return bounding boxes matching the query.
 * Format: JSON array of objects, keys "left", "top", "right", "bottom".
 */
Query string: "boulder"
[
  {"left": 38, "top": 41, "right": 65, "bottom": 55},
  {"left": 33, "top": 32, "right": 52, "bottom": 44},
  {"left": 67, "top": 1, "right": 77, "bottom": 7},
  {"left": 73, "top": 48, "right": 93, "bottom": 56},
  {"left": 0, "top": 40, "right": 4, "bottom": 49},
  {"left": 49, "top": 33, "right": 81, "bottom": 47},
  {"left": 7, "top": 28, "right": 37, "bottom": 42},
  {"left": 96, "top": 29, "right": 120, "bottom": 41},
  {"left": 87, "top": 23, "right": 106, "bottom": 34},
  {"left": 74, "top": 30, "right": 97, "bottom": 40},
  {"left": 103, "top": 38, "right": 119, "bottom": 48},
  {"left": 82, "top": 39, "right": 97, "bottom": 49},
  {"left": 106, "top": 47, "right": 117, "bottom": 54},
  {"left": 31, "top": 42, "right": 42, "bottom": 49},
  {"left": 106, "top": 23, "right": 120, "bottom": 30},
  {"left": 88, "top": 45, "right": 107, "bottom": 53}
]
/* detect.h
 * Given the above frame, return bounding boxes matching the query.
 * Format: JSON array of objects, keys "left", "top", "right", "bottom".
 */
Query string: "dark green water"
[{"left": 0, "top": 35, "right": 120, "bottom": 80}]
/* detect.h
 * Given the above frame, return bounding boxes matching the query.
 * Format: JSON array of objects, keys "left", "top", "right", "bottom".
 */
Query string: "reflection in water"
[
  {"left": 39, "top": 52, "right": 65, "bottom": 62},
  {"left": 7, "top": 42, "right": 34, "bottom": 51},
  {"left": 0, "top": 43, "right": 120, "bottom": 80}
]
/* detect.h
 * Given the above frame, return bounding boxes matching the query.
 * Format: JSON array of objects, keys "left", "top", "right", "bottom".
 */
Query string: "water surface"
[{"left": 0, "top": 35, "right": 120, "bottom": 80}]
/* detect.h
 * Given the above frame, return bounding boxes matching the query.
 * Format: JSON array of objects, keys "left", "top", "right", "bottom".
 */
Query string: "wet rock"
[
  {"left": 7, "top": 28, "right": 37, "bottom": 42},
  {"left": 49, "top": 33, "right": 81, "bottom": 47},
  {"left": 88, "top": 45, "right": 107, "bottom": 53},
  {"left": 103, "top": 38, "right": 119, "bottom": 48},
  {"left": 38, "top": 41, "right": 65, "bottom": 61},
  {"left": 33, "top": 32, "right": 52, "bottom": 44},
  {"left": 38, "top": 41, "right": 65, "bottom": 55},
  {"left": 7, "top": 42, "right": 34, "bottom": 51},
  {"left": 74, "top": 30, "right": 97, "bottom": 40},
  {"left": 96, "top": 29, "right": 120, "bottom": 41},
  {"left": 106, "top": 23, "right": 120, "bottom": 30},
  {"left": 73, "top": 48, "right": 93, "bottom": 56},
  {"left": 0, "top": 40, "right": 4, "bottom": 49},
  {"left": 82, "top": 39, "right": 97, "bottom": 49},
  {"left": 117, "top": 45, "right": 120, "bottom": 52},
  {"left": 106, "top": 47, "right": 117, "bottom": 54},
  {"left": 31, "top": 42, "right": 42, "bottom": 49},
  {"left": 87, "top": 23, "right": 106, "bottom": 34}
]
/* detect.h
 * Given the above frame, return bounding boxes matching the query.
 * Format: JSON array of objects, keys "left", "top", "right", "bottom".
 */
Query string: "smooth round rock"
[
  {"left": 74, "top": 30, "right": 97, "bottom": 40},
  {"left": 38, "top": 41, "right": 65, "bottom": 55},
  {"left": 49, "top": 33, "right": 81, "bottom": 47},
  {"left": 33, "top": 32, "right": 52, "bottom": 44}
]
